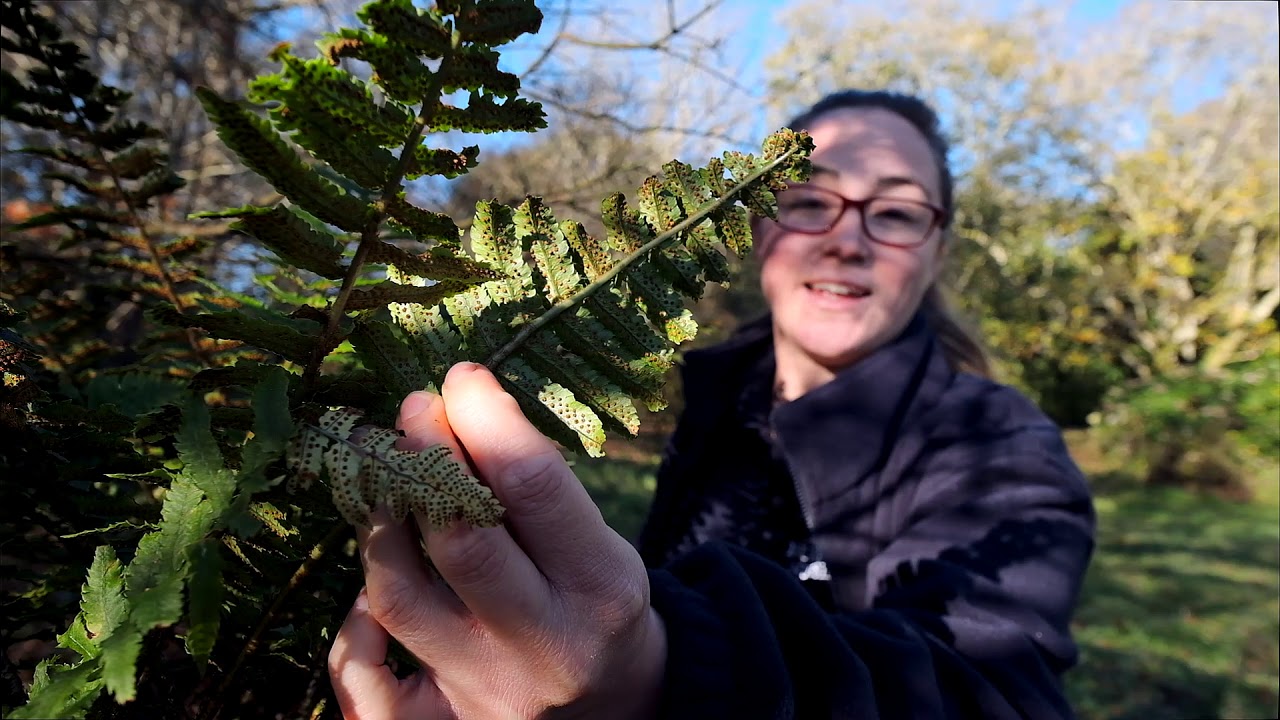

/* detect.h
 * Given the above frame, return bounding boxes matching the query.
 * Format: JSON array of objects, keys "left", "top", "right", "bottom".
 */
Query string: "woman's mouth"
[{"left": 805, "top": 281, "right": 871, "bottom": 299}]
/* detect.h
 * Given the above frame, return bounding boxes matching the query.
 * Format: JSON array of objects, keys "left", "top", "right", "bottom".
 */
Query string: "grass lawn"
[{"left": 572, "top": 433, "right": 1280, "bottom": 720}]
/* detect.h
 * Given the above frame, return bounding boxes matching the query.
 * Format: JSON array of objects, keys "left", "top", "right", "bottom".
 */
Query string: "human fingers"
[
  {"left": 439, "top": 363, "right": 632, "bottom": 593},
  {"left": 394, "top": 382, "right": 553, "bottom": 640},
  {"left": 357, "top": 507, "right": 469, "bottom": 657},
  {"left": 397, "top": 390, "right": 461, "bottom": 455},
  {"left": 328, "top": 589, "right": 452, "bottom": 720}
]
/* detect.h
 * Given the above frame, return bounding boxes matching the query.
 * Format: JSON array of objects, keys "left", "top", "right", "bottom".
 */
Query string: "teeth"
[{"left": 809, "top": 282, "right": 866, "bottom": 297}]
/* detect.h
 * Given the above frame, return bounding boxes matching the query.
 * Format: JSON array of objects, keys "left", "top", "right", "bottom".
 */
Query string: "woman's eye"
[
  {"left": 791, "top": 199, "right": 829, "bottom": 210},
  {"left": 780, "top": 194, "right": 830, "bottom": 210}
]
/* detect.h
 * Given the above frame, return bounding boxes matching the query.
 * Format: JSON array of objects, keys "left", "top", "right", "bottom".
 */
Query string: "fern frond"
[
  {"left": 8, "top": 661, "right": 103, "bottom": 720},
  {"left": 387, "top": 129, "right": 812, "bottom": 457},
  {"left": 195, "top": 88, "right": 371, "bottom": 232},
  {"left": 404, "top": 145, "right": 478, "bottom": 180},
  {"left": 285, "top": 406, "right": 504, "bottom": 529},
  {"left": 81, "top": 546, "right": 128, "bottom": 653},
  {"left": 185, "top": 538, "right": 224, "bottom": 670},
  {"left": 195, "top": 204, "right": 348, "bottom": 279},
  {"left": 151, "top": 305, "right": 324, "bottom": 364},
  {"left": 436, "top": 91, "right": 546, "bottom": 134},
  {"left": 249, "top": 55, "right": 398, "bottom": 190},
  {"left": 357, "top": 0, "right": 453, "bottom": 57},
  {"left": 384, "top": 191, "right": 462, "bottom": 241},
  {"left": 348, "top": 314, "right": 433, "bottom": 399},
  {"left": 453, "top": 0, "right": 545, "bottom": 45}
]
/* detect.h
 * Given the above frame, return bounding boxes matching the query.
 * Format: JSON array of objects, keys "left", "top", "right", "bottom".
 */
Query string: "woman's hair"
[{"left": 785, "top": 89, "right": 994, "bottom": 378}]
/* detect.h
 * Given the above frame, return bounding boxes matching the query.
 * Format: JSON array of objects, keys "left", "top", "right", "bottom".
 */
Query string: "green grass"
[
  {"left": 573, "top": 455, "right": 659, "bottom": 543},
  {"left": 1067, "top": 468, "right": 1279, "bottom": 720},
  {"left": 572, "top": 434, "right": 1280, "bottom": 720}
]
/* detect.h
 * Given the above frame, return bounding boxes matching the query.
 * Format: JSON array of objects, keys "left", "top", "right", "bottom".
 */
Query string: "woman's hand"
[{"left": 327, "top": 362, "right": 667, "bottom": 720}]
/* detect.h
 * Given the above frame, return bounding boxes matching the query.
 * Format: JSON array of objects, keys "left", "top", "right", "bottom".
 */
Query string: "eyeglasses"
[{"left": 773, "top": 184, "right": 945, "bottom": 248}]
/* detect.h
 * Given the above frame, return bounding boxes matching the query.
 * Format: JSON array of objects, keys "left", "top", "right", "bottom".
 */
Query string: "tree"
[
  {"left": 1066, "top": 1, "right": 1279, "bottom": 377},
  {"left": 760, "top": 0, "right": 1279, "bottom": 421}
]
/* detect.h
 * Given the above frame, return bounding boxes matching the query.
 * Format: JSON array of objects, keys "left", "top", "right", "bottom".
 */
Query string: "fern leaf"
[
  {"left": 8, "top": 661, "right": 103, "bottom": 720},
  {"left": 237, "top": 366, "right": 294, "bottom": 494},
  {"left": 177, "top": 395, "right": 226, "bottom": 481},
  {"left": 285, "top": 407, "right": 504, "bottom": 529},
  {"left": 90, "top": 119, "right": 163, "bottom": 152},
  {"left": 125, "top": 167, "right": 185, "bottom": 206},
  {"left": 157, "top": 235, "right": 205, "bottom": 258},
  {"left": 365, "top": 239, "right": 499, "bottom": 282},
  {"left": 349, "top": 314, "right": 433, "bottom": 399},
  {"left": 184, "top": 538, "right": 223, "bottom": 671},
  {"left": 320, "top": 29, "right": 431, "bottom": 104},
  {"left": 436, "top": 92, "right": 546, "bottom": 134},
  {"left": 520, "top": 197, "right": 583, "bottom": 304},
  {"left": 16, "top": 144, "right": 106, "bottom": 173},
  {"left": 195, "top": 204, "right": 348, "bottom": 279},
  {"left": 346, "top": 280, "right": 474, "bottom": 311},
  {"left": 388, "top": 129, "right": 811, "bottom": 457},
  {"left": 453, "top": 0, "right": 545, "bottom": 45},
  {"left": 440, "top": 45, "right": 520, "bottom": 96},
  {"left": 98, "top": 479, "right": 202, "bottom": 702},
  {"left": 130, "top": 484, "right": 212, "bottom": 614},
  {"left": 83, "top": 373, "right": 185, "bottom": 419},
  {"left": 386, "top": 279, "right": 465, "bottom": 385},
  {"left": 56, "top": 615, "right": 96, "bottom": 661},
  {"left": 82, "top": 545, "right": 128, "bottom": 647},
  {"left": 357, "top": 0, "right": 452, "bottom": 58},
  {"left": 549, "top": 311, "right": 669, "bottom": 409},
  {"left": 94, "top": 393, "right": 236, "bottom": 701},
  {"left": 385, "top": 192, "right": 462, "bottom": 242},
  {"left": 560, "top": 219, "right": 615, "bottom": 281},
  {"left": 404, "top": 144, "right": 478, "bottom": 180},
  {"left": 521, "top": 332, "right": 639, "bottom": 436},
  {"left": 249, "top": 501, "right": 298, "bottom": 538},
  {"left": 151, "top": 305, "right": 323, "bottom": 364},
  {"left": 195, "top": 87, "right": 371, "bottom": 232},
  {"left": 40, "top": 170, "right": 119, "bottom": 201},
  {"left": 278, "top": 53, "right": 413, "bottom": 147},
  {"left": 249, "top": 54, "right": 398, "bottom": 189},
  {"left": 110, "top": 144, "right": 170, "bottom": 179},
  {"left": 99, "top": 630, "right": 145, "bottom": 702},
  {"left": 500, "top": 357, "right": 606, "bottom": 455},
  {"left": 13, "top": 204, "right": 132, "bottom": 229}
]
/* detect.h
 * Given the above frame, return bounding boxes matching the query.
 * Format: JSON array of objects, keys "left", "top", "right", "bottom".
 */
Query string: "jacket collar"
[{"left": 681, "top": 311, "right": 956, "bottom": 520}]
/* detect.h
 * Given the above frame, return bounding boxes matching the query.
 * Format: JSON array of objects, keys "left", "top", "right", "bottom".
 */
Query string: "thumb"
[{"left": 396, "top": 390, "right": 447, "bottom": 452}]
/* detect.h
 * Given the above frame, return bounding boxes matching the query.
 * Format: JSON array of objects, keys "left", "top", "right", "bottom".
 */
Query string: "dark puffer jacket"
[{"left": 637, "top": 313, "right": 1096, "bottom": 719}]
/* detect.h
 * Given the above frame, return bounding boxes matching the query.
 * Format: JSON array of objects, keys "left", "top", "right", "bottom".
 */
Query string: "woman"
[{"left": 327, "top": 90, "right": 1096, "bottom": 719}]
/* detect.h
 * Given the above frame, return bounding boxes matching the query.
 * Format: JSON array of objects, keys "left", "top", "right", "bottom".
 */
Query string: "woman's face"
[{"left": 756, "top": 107, "right": 947, "bottom": 378}]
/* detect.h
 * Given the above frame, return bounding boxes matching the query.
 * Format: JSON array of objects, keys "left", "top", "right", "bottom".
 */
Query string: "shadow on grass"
[{"left": 1068, "top": 470, "right": 1280, "bottom": 720}]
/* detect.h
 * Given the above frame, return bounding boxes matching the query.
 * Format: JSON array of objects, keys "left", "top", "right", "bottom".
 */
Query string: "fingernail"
[
  {"left": 354, "top": 588, "right": 369, "bottom": 611},
  {"left": 400, "top": 391, "right": 435, "bottom": 422}
]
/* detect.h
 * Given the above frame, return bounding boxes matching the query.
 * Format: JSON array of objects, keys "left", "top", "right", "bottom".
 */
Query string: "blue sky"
[
  {"left": 264, "top": 0, "right": 1267, "bottom": 165},
  {"left": 486, "top": 0, "right": 1166, "bottom": 151}
]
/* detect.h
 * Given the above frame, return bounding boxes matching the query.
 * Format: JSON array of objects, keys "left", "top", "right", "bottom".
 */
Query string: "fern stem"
[
  {"left": 484, "top": 148, "right": 800, "bottom": 368},
  {"left": 302, "top": 33, "right": 464, "bottom": 394},
  {"left": 202, "top": 522, "right": 348, "bottom": 720}
]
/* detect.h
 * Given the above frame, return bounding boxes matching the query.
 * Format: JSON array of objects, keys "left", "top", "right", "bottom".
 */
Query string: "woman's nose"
[{"left": 823, "top": 208, "right": 872, "bottom": 261}]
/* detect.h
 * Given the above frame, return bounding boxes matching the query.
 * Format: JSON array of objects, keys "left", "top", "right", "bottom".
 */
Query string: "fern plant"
[{"left": 4, "top": 0, "right": 811, "bottom": 717}]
